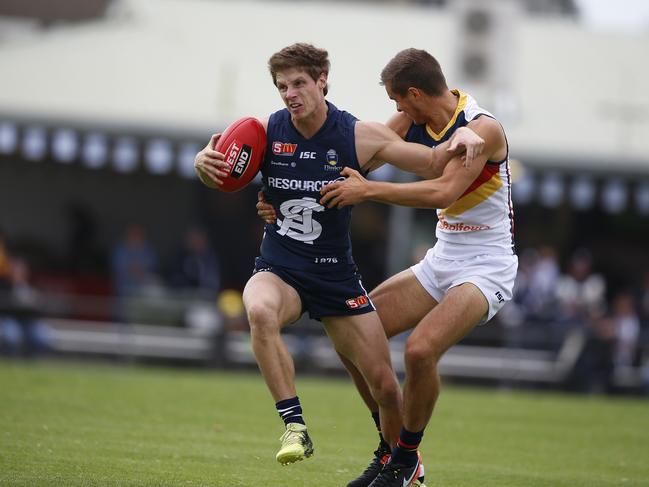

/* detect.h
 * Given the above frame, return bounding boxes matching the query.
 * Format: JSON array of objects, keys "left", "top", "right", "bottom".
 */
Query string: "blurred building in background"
[{"left": 0, "top": 0, "right": 648, "bottom": 394}]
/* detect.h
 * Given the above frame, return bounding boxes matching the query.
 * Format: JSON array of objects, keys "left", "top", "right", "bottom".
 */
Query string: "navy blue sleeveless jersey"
[{"left": 259, "top": 102, "right": 361, "bottom": 273}]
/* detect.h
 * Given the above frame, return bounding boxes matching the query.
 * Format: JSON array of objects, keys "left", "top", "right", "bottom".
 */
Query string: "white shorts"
[{"left": 410, "top": 246, "right": 518, "bottom": 325}]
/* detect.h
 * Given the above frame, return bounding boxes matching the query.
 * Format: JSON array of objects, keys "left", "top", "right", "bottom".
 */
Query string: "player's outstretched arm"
[
  {"left": 383, "top": 111, "right": 484, "bottom": 172},
  {"left": 323, "top": 117, "right": 504, "bottom": 209},
  {"left": 357, "top": 121, "right": 484, "bottom": 179},
  {"left": 321, "top": 156, "right": 480, "bottom": 209}
]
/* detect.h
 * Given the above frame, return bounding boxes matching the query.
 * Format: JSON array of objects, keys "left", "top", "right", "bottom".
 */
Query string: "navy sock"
[
  {"left": 276, "top": 396, "right": 305, "bottom": 426},
  {"left": 391, "top": 427, "right": 423, "bottom": 466},
  {"left": 371, "top": 411, "right": 381, "bottom": 430},
  {"left": 371, "top": 411, "right": 391, "bottom": 450}
]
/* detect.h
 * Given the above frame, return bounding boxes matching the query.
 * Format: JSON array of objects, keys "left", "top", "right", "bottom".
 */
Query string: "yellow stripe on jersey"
[
  {"left": 444, "top": 172, "right": 503, "bottom": 217},
  {"left": 425, "top": 90, "right": 467, "bottom": 141}
]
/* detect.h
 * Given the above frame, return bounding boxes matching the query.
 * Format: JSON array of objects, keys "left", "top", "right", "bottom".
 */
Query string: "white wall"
[
  {"left": 0, "top": 0, "right": 648, "bottom": 168},
  {"left": 512, "top": 16, "right": 649, "bottom": 167}
]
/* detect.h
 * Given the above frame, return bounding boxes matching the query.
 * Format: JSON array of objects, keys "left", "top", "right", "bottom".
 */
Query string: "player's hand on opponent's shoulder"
[
  {"left": 257, "top": 191, "right": 277, "bottom": 225},
  {"left": 194, "top": 134, "right": 230, "bottom": 188},
  {"left": 320, "top": 167, "right": 369, "bottom": 209},
  {"left": 447, "top": 126, "right": 485, "bottom": 168}
]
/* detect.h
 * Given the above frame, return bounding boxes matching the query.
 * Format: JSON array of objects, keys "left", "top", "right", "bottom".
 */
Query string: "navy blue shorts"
[{"left": 253, "top": 257, "right": 376, "bottom": 321}]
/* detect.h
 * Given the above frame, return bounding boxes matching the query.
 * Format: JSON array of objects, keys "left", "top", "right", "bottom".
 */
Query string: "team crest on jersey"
[
  {"left": 276, "top": 197, "right": 325, "bottom": 244},
  {"left": 272, "top": 141, "right": 298, "bottom": 156},
  {"left": 324, "top": 149, "right": 342, "bottom": 171},
  {"left": 326, "top": 149, "right": 338, "bottom": 166}
]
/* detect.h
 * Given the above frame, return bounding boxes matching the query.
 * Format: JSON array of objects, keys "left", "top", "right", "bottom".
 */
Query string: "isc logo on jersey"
[
  {"left": 272, "top": 141, "right": 298, "bottom": 156},
  {"left": 225, "top": 141, "right": 253, "bottom": 179}
]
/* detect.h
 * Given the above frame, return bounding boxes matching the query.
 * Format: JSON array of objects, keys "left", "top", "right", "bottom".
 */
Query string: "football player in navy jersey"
[{"left": 194, "top": 43, "right": 483, "bottom": 482}]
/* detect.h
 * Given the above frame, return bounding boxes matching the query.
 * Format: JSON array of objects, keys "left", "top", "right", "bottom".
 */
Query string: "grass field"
[{"left": 1, "top": 360, "right": 648, "bottom": 487}]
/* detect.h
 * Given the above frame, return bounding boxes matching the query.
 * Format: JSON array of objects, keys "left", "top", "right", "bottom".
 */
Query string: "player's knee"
[
  {"left": 404, "top": 339, "right": 439, "bottom": 370},
  {"left": 371, "top": 373, "right": 400, "bottom": 407},
  {"left": 246, "top": 303, "right": 279, "bottom": 336}
]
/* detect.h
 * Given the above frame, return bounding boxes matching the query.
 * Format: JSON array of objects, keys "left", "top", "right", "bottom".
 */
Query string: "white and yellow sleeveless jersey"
[{"left": 404, "top": 90, "right": 515, "bottom": 259}]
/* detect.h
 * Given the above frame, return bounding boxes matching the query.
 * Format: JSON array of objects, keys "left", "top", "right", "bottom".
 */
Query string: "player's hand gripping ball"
[{"left": 214, "top": 117, "right": 266, "bottom": 192}]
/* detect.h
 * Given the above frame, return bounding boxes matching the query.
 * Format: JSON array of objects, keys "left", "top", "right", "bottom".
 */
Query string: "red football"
[{"left": 213, "top": 117, "right": 266, "bottom": 192}]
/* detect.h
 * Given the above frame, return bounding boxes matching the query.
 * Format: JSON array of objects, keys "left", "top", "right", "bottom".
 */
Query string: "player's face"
[
  {"left": 275, "top": 68, "right": 326, "bottom": 121},
  {"left": 385, "top": 84, "right": 427, "bottom": 124}
]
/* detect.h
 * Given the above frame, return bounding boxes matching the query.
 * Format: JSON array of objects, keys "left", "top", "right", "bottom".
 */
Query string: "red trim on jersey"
[{"left": 459, "top": 162, "right": 499, "bottom": 199}]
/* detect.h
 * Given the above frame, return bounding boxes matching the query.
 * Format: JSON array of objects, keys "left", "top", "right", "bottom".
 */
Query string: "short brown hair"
[
  {"left": 380, "top": 48, "right": 447, "bottom": 97},
  {"left": 268, "top": 43, "right": 330, "bottom": 96}
]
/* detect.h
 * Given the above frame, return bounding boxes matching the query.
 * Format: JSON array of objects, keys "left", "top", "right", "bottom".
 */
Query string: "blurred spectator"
[
  {"left": 556, "top": 248, "right": 606, "bottom": 328},
  {"left": 572, "top": 312, "right": 615, "bottom": 394},
  {"left": 65, "top": 201, "right": 103, "bottom": 273},
  {"left": 498, "top": 248, "right": 536, "bottom": 346},
  {"left": 611, "top": 292, "right": 641, "bottom": 369},
  {"left": 555, "top": 249, "right": 608, "bottom": 392},
  {"left": 639, "top": 271, "right": 649, "bottom": 319},
  {"left": 169, "top": 227, "right": 221, "bottom": 298},
  {"left": 570, "top": 291, "right": 640, "bottom": 394},
  {"left": 499, "top": 245, "right": 561, "bottom": 348},
  {"left": 0, "top": 231, "right": 51, "bottom": 357},
  {"left": 0, "top": 229, "right": 11, "bottom": 290},
  {"left": 638, "top": 271, "right": 649, "bottom": 342},
  {"left": 0, "top": 229, "right": 14, "bottom": 353},
  {"left": 638, "top": 272, "right": 649, "bottom": 394},
  {"left": 111, "top": 223, "right": 159, "bottom": 295},
  {"left": 526, "top": 246, "right": 561, "bottom": 319},
  {"left": 110, "top": 224, "right": 160, "bottom": 322},
  {"left": 557, "top": 248, "right": 606, "bottom": 316}
]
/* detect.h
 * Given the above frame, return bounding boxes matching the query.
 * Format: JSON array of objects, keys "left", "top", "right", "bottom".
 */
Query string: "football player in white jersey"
[{"left": 320, "top": 48, "right": 518, "bottom": 487}]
